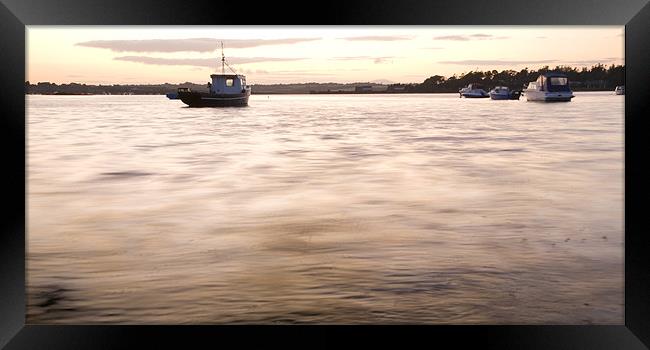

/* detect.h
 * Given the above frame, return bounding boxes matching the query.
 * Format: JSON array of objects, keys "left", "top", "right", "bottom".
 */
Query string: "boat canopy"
[{"left": 536, "top": 72, "right": 571, "bottom": 92}]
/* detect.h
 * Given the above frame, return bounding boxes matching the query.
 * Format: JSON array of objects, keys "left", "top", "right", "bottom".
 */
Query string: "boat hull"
[
  {"left": 490, "top": 92, "right": 521, "bottom": 100},
  {"left": 490, "top": 94, "right": 510, "bottom": 100},
  {"left": 461, "top": 94, "right": 489, "bottom": 98},
  {"left": 459, "top": 87, "right": 488, "bottom": 98},
  {"left": 524, "top": 91, "right": 574, "bottom": 102},
  {"left": 178, "top": 90, "right": 250, "bottom": 107}
]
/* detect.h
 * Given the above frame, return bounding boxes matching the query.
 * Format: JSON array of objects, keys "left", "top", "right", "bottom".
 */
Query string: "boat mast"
[
  {"left": 218, "top": 42, "right": 238, "bottom": 75},
  {"left": 221, "top": 41, "right": 225, "bottom": 75}
]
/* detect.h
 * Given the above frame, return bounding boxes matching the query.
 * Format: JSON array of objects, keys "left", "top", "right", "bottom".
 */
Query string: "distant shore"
[
  {"left": 25, "top": 63, "right": 624, "bottom": 96},
  {"left": 26, "top": 88, "right": 619, "bottom": 96}
]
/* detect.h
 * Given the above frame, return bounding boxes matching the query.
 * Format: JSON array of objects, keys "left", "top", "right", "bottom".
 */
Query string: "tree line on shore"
[
  {"left": 412, "top": 64, "right": 625, "bottom": 93},
  {"left": 25, "top": 64, "right": 624, "bottom": 95}
]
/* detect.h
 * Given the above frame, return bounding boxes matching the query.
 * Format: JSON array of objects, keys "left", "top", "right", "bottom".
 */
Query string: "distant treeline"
[
  {"left": 26, "top": 64, "right": 624, "bottom": 95},
  {"left": 413, "top": 64, "right": 625, "bottom": 93},
  {"left": 24, "top": 82, "right": 209, "bottom": 95}
]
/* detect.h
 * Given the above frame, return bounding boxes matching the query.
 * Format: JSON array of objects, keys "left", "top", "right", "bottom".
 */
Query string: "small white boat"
[
  {"left": 459, "top": 83, "right": 489, "bottom": 98},
  {"left": 523, "top": 72, "right": 574, "bottom": 102},
  {"left": 489, "top": 86, "right": 521, "bottom": 100},
  {"left": 614, "top": 85, "right": 625, "bottom": 95}
]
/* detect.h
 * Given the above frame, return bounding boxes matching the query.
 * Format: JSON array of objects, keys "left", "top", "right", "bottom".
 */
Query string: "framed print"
[{"left": 1, "top": 0, "right": 649, "bottom": 348}]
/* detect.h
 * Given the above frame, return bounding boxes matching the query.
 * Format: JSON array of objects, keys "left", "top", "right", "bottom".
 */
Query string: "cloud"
[
  {"left": 433, "top": 34, "right": 508, "bottom": 41},
  {"left": 373, "top": 57, "right": 393, "bottom": 64},
  {"left": 339, "top": 35, "right": 413, "bottom": 41},
  {"left": 438, "top": 58, "right": 622, "bottom": 67},
  {"left": 114, "top": 56, "right": 306, "bottom": 68},
  {"left": 240, "top": 69, "right": 270, "bottom": 74},
  {"left": 565, "top": 59, "right": 619, "bottom": 66},
  {"left": 264, "top": 71, "right": 338, "bottom": 76},
  {"left": 439, "top": 59, "right": 557, "bottom": 65},
  {"left": 258, "top": 68, "right": 370, "bottom": 76},
  {"left": 433, "top": 35, "right": 470, "bottom": 41},
  {"left": 76, "top": 38, "right": 321, "bottom": 52},
  {"left": 332, "top": 56, "right": 394, "bottom": 63},
  {"left": 332, "top": 56, "right": 372, "bottom": 60}
]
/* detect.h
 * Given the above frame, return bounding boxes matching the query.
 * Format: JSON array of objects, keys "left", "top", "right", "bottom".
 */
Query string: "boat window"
[
  {"left": 226, "top": 78, "right": 234, "bottom": 87},
  {"left": 550, "top": 77, "right": 568, "bottom": 85}
]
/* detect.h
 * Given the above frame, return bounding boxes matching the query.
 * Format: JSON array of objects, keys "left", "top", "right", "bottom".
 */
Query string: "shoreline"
[{"left": 25, "top": 89, "right": 620, "bottom": 96}]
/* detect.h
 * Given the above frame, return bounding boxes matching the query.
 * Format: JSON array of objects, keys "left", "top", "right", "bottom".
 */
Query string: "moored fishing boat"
[{"left": 177, "top": 43, "right": 251, "bottom": 107}]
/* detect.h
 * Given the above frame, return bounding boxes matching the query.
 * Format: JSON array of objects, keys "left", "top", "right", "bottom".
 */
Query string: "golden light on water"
[{"left": 27, "top": 93, "right": 623, "bottom": 324}]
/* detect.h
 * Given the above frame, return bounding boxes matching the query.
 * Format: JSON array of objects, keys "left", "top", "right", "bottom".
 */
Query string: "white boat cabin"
[
  {"left": 209, "top": 74, "right": 247, "bottom": 94},
  {"left": 527, "top": 73, "right": 571, "bottom": 92}
]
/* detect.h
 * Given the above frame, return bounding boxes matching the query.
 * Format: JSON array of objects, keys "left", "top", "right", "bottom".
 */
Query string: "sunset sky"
[{"left": 27, "top": 26, "right": 624, "bottom": 85}]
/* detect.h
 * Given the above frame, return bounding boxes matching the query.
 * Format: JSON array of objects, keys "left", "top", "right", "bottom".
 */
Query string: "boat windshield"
[
  {"left": 550, "top": 77, "right": 568, "bottom": 85},
  {"left": 547, "top": 76, "right": 571, "bottom": 92}
]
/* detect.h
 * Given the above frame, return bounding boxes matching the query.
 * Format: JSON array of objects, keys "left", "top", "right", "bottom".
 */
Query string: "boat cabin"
[
  {"left": 209, "top": 74, "right": 247, "bottom": 94},
  {"left": 534, "top": 72, "right": 571, "bottom": 92}
]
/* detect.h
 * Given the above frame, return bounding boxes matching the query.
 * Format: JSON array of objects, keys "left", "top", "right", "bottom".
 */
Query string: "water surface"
[{"left": 27, "top": 93, "right": 624, "bottom": 324}]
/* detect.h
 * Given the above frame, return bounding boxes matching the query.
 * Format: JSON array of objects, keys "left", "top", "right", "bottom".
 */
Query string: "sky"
[{"left": 27, "top": 26, "right": 624, "bottom": 85}]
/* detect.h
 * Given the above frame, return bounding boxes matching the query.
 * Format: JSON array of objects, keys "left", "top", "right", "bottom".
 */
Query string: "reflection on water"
[{"left": 27, "top": 93, "right": 623, "bottom": 324}]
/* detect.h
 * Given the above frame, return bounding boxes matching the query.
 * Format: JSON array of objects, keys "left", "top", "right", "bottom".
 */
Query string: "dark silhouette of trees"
[{"left": 413, "top": 64, "right": 625, "bottom": 93}]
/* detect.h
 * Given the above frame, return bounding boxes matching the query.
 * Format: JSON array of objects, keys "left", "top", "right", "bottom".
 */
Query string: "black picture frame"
[{"left": 1, "top": 0, "right": 649, "bottom": 348}]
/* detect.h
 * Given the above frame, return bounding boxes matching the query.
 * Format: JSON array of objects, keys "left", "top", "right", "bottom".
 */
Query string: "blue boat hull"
[{"left": 178, "top": 90, "right": 250, "bottom": 107}]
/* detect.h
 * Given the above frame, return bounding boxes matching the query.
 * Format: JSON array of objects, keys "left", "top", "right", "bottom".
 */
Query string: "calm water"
[{"left": 27, "top": 93, "right": 623, "bottom": 324}]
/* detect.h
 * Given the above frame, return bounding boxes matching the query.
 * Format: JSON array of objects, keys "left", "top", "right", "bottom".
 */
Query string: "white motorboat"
[
  {"left": 489, "top": 86, "right": 522, "bottom": 100},
  {"left": 523, "top": 72, "right": 574, "bottom": 102},
  {"left": 614, "top": 85, "right": 625, "bottom": 95},
  {"left": 459, "top": 83, "right": 489, "bottom": 98}
]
